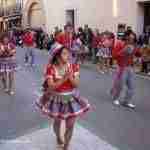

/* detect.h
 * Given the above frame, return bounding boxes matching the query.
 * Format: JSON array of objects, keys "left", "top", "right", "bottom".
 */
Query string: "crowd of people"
[
  {"left": 21, "top": 24, "right": 150, "bottom": 74},
  {"left": 0, "top": 23, "right": 150, "bottom": 108},
  {"left": 1, "top": 23, "right": 150, "bottom": 150},
  {"left": 5, "top": 24, "right": 150, "bottom": 76}
]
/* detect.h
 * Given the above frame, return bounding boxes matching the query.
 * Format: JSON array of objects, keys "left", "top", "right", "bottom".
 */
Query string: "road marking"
[{"left": 0, "top": 123, "right": 119, "bottom": 150}]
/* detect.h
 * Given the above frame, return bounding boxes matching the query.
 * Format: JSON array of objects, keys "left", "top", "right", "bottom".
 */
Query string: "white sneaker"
[
  {"left": 122, "top": 102, "right": 136, "bottom": 109},
  {"left": 9, "top": 91, "right": 15, "bottom": 96},
  {"left": 127, "top": 103, "right": 136, "bottom": 109},
  {"left": 31, "top": 64, "right": 36, "bottom": 67},
  {"left": 113, "top": 100, "right": 121, "bottom": 106},
  {"left": 25, "top": 63, "right": 29, "bottom": 66}
]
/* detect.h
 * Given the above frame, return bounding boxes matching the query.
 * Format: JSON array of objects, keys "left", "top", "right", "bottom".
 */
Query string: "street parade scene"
[{"left": 0, "top": 0, "right": 150, "bottom": 150}]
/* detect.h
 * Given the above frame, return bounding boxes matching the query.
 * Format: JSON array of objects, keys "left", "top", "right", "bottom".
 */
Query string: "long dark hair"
[{"left": 51, "top": 46, "right": 66, "bottom": 65}]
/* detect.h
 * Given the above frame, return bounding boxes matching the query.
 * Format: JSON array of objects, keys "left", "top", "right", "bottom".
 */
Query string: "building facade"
[
  {"left": 0, "top": 0, "right": 23, "bottom": 32},
  {"left": 23, "top": 0, "right": 150, "bottom": 35}
]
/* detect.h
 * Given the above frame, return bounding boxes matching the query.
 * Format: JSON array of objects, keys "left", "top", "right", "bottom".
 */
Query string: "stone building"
[
  {"left": 23, "top": 0, "right": 150, "bottom": 34},
  {"left": 0, "top": 0, "right": 23, "bottom": 32}
]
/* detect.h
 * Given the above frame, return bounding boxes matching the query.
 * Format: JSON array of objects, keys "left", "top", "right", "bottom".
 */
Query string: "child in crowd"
[
  {"left": 0, "top": 33, "right": 17, "bottom": 95},
  {"left": 96, "top": 33, "right": 112, "bottom": 74}
]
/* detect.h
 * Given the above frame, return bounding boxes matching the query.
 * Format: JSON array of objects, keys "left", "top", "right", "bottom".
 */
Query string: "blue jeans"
[
  {"left": 25, "top": 47, "right": 35, "bottom": 65},
  {"left": 111, "top": 66, "right": 135, "bottom": 102}
]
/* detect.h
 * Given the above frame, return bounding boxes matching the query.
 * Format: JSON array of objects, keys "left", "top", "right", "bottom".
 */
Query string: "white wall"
[
  {"left": 23, "top": 0, "right": 28, "bottom": 6},
  {"left": 43, "top": 0, "right": 116, "bottom": 32},
  {"left": 24, "top": 0, "right": 145, "bottom": 34}
]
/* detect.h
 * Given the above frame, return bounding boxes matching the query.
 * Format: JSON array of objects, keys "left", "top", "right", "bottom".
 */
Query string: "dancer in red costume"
[
  {"left": 111, "top": 31, "right": 141, "bottom": 109},
  {"left": 36, "top": 43, "right": 90, "bottom": 150}
]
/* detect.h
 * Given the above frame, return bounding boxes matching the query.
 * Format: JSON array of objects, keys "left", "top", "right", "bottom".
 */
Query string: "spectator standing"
[
  {"left": 92, "top": 29, "right": 100, "bottom": 64},
  {"left": 83, "top": 25, "right": 93, "bottom": 60},
  {"left": 23, "top": 29, "right": 36, "bottom": 66}
]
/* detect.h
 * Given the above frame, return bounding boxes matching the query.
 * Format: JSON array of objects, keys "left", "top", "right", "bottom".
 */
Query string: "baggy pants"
[{"left": 111, "top": 66, "right": 135, "bottom": 102}]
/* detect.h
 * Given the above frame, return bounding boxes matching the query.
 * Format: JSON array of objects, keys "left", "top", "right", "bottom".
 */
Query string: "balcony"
[
  {"left": 0, "top": 3, "right": 22, "bottom": 18},
  {"left": 0, "top": 2, "right": 23, "bottom": 31}
]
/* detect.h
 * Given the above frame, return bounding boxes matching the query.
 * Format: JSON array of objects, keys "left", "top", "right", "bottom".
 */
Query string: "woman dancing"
[{"left": 36, "top": 43, "right": 90, "bottom": 150}]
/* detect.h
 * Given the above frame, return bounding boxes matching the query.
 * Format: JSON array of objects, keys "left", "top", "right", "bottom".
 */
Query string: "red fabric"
[
  {"left": 134, "top": 48, "right": 142, "bottom": 58},
  {"left": 56, "top": 33, "right": 73, "bottom": 49},
  {"left": 23, "top": 32, "right": 34, "bottom": 46},
  {"left": 92, "top": 35, "right": 100, "bottom": 48},
  {"left": 112, "top": 40, "right": 125, "bottom": 59},
  {"left": 46, "top": 64, "right": 79, "bottom": 92},
  {"left": 112, "top": 40, "right": 141, "bottom": 67}
]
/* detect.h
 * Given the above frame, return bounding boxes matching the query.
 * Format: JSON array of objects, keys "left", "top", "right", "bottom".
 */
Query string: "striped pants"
[{"left": 111, "top": 66, "right": 135, "bottom": 102}]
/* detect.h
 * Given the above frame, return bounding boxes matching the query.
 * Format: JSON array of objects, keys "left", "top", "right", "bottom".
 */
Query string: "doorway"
[
  {"left": 28, "top": 2, "right": 44, "bottom": 28},
  {"left": 66, "top": 9, "right": 75, "bottom": 27},
  {"left": 144, "top": 3, "right": 150, "bottom": 31}
]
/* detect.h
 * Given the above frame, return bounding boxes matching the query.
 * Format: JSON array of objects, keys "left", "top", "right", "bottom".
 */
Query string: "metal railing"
[{"left": 0, "top": 3, "right": 22, "bottom": 17}]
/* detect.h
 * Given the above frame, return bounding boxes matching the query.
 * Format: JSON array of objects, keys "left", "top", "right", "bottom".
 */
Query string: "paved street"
[{"left": 0, "top": 47, "right": 150, "bottom": 150}]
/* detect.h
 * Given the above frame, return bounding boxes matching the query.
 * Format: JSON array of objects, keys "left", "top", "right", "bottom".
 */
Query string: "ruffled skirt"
[
  {"left": 36, "top": 90, "right": 90, "bottom": 120},
  {"left": 96, "top": 48, "right": 112, "bottom": 58},
  {"left": 0, "top": 57, "right": 17, "bottom": 73}
]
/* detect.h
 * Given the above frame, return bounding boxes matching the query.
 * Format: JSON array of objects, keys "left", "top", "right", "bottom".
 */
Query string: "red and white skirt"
[
  {"left": 0, "top": 57, "right": 17, "bottom": 73},
  {"left": 96, "top": 48, "right": 112, "bottom": 58},
  {"left": 35, "top": 89, "right": 90, "bottom": 120}
]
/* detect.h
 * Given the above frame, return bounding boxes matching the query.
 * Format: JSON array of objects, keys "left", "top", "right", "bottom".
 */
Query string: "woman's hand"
[
  {"left": 68, "top": 73, "right": 74, "bottom": 81},
  {"left": 68, "top": 71, "right": 79, "bottom": 88},
  {"left": 47, "top": 69, "right": 71, "bottom": 90},
  {"left": 64, "top": 69, "right": 73, "bottom": 80}
]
